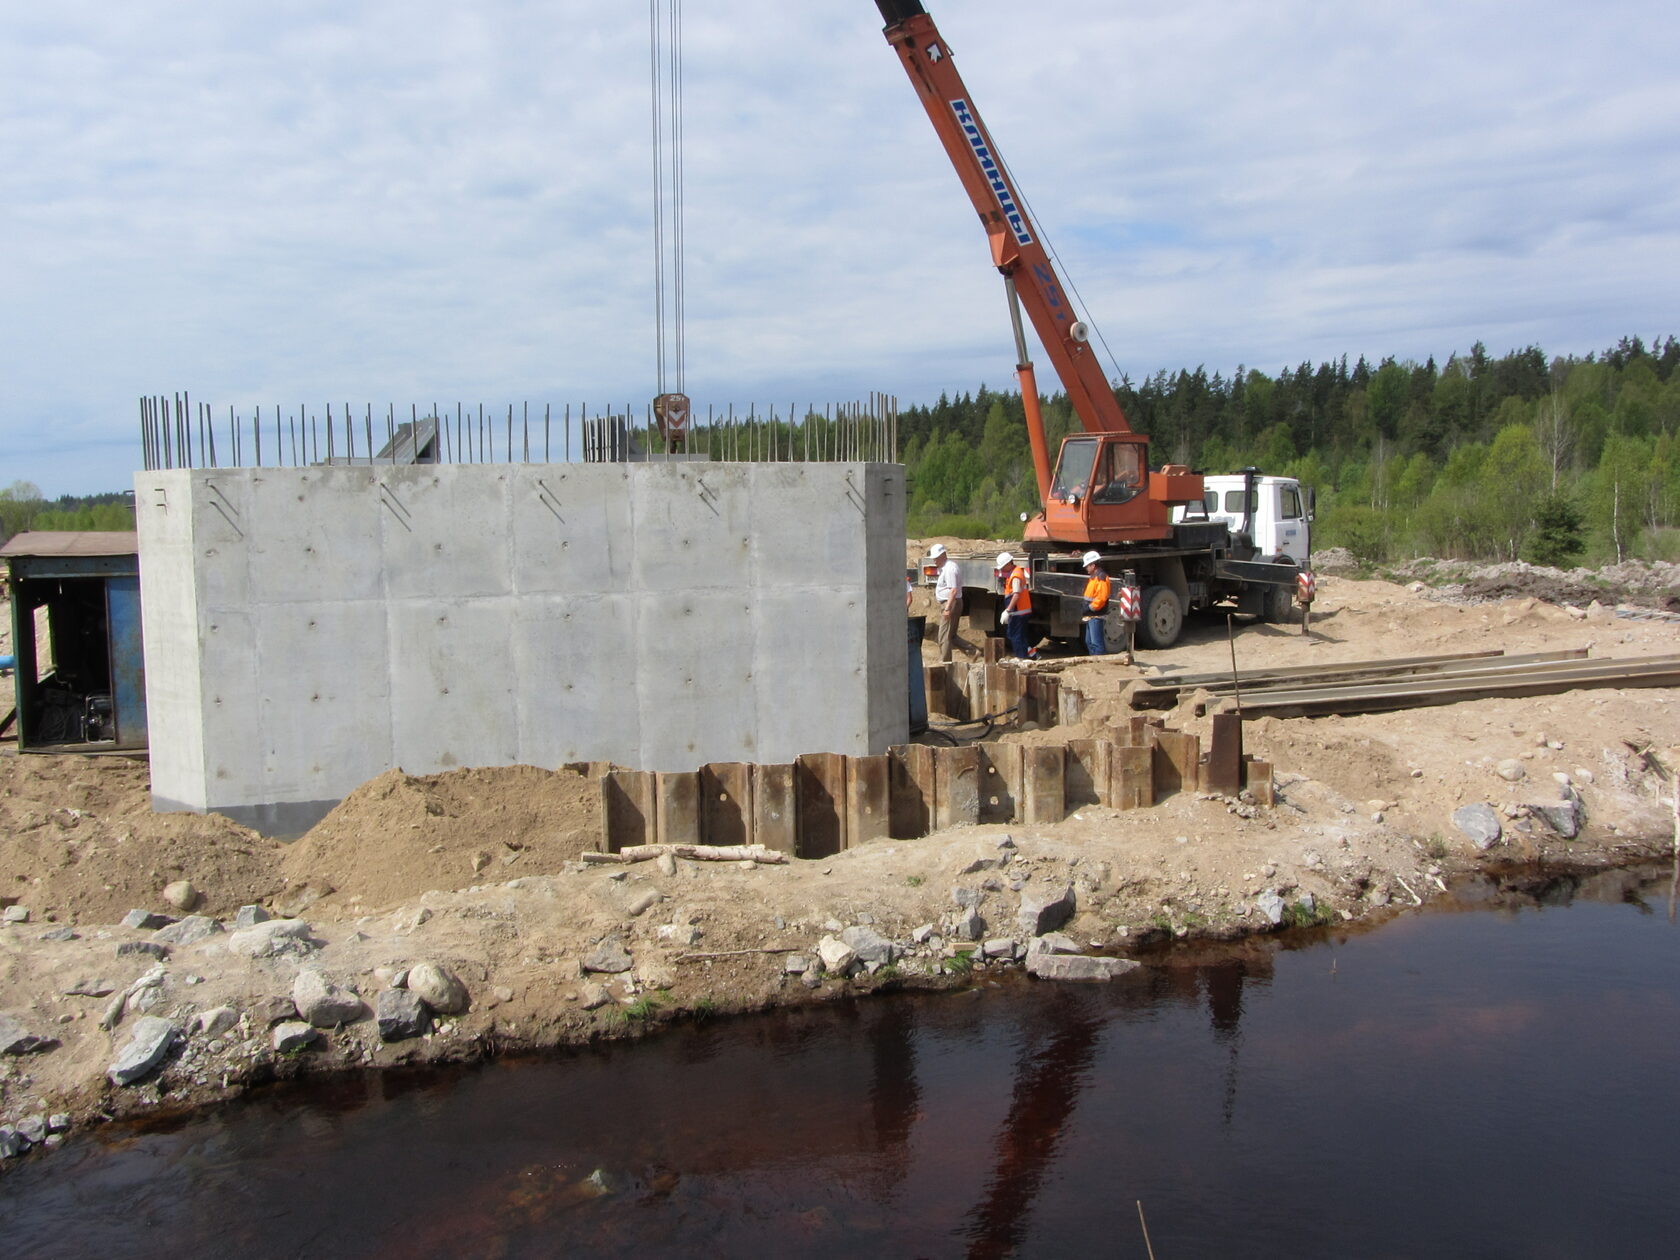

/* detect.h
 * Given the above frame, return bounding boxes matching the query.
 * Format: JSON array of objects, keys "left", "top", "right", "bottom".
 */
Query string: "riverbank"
[{"left": 3, "top": 569, "right": 1678, "bottom": 1163}]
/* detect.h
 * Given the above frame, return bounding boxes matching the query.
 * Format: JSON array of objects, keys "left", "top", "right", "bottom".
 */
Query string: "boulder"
[
  {"left": 375, "top": 989, "right": 431, "bottom": 1041},
  {"left": 839, "top": 925, "right": 896, "bottom": 965},
  {"left": 3, "top": 905, "right": 29, "bottom": 924},
  {"left": 1030, "top": 932, "right": 1081, "bottom": 955},
  {"left": 1025, "top": 953, "right": 1141, "bottom": 982},
  {"left": 226, "top": 919, "right": 315, "bottom": 959},
  {"left": 293, "top": 969, "right": 367, "bottom": 1027},
  {"left": 1017, "top": 884, "right": 1075, "bottom": 936},
  {"left": 0, "top": 1014, "right": 52, "bottom": 1056},
  {"left": 1530, "top": 798, "right": 1583, "bottom": 839},
  {"left": 406, "top": 962, "right": 469, "bottom": 1014},
  {"left": 234, "top": 904, "right": 271, "bottom": 929},
  {"left": 271, "top": 1021, "right": 319, "bottom": 1053},
  {"left": 252, "top": 995, "right": 300, "bottom": 1027},
  {"left": 578, "top": 982, "right": 611, "bottom": 1011},
  {"left": 817, "top": 936, "right": 858, "bottom": 974},
  {"left": 108, "top": 1016, "right": 179, "bottom": 1086},
  {"left": 1452, "top": 803, "right": 1503, "bottom": 851},
  {"left": 121, "top": 909, "right": 175, "bottom": 931},
  {"left": 154, "top": 915, "right": 220, "bottom": 946},
  {"left": 161, "top": 880, "right": 200, "bottom": 912},
  {"left": 190, "top": 1007, "right": 240, "bottom": 1038},
  {"left": 1255, "top": 891, "right": 1287, "bottom": 926},
  {"left": 582, "top": 937, "right": 634, "bottom": 975},
  {"left": 951, "top": 908, "right": 985, "bottom": 941}
]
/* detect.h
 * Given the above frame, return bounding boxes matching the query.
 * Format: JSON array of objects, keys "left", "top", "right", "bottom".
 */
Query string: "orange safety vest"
[
  {"left": 1005, "top": 564, "right": 1032, "bottom": 613},
  {"left": 1083, "top": 574, "right": 1110, "bottom": 612}
]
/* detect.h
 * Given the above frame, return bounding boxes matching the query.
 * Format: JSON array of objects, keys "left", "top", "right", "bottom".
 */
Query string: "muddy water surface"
[{"left": 4, "top": 866, "right": 1677, "bottom": 1258}]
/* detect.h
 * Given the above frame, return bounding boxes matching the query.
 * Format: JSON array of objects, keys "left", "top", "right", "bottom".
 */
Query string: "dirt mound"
[
  {"left": 1463, "top": 568, "right": 1610, "bottom": 607},
  {"left": 0, "top": 752, "right": 285, "bottom": 924},
  {"left": 278, "top": 764, "right": 601, "bottom": 912}
]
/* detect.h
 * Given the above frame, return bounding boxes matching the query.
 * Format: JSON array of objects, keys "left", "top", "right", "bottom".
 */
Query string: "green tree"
[
  {"left": 1521, "top": 493, "right": 1585, "bottom": 567},
  {"left": 0, "top": 481, "right": 45, "bottom": 544}
]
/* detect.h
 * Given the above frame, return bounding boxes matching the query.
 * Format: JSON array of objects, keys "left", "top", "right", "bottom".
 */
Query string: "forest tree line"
[
  {"left": 900, "top": 334, "right": 1680, "bottom": 567},
  {"left": 0, "top": 487, "right": 133, "bottom": 547}
]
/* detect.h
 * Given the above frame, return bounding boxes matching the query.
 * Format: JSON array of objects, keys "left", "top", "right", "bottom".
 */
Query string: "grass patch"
[
  {"left": 1423, "top": 834, "right": 1449, "bottom": 860},
  {"left": 1282, "top": 899, "right": 1336, "bottom": 929},
  {"left": 946, "top": 950, "right": 975, "bottom": 975},
  {"left": 905, "top": 875, "right": 923, "bottom": 888}
]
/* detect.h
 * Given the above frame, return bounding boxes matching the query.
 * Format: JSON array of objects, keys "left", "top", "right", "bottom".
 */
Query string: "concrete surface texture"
[{"left": 135, "top": 461, "right": 907, "bottom": 833}]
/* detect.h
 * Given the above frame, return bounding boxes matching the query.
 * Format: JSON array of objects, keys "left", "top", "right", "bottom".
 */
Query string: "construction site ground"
[{"left": 2, "top": 549, "right": 1678, "bottom": 1153}]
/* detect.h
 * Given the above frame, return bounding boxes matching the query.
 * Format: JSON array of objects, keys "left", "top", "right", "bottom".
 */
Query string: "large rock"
[
  {"left": 190, "top": 1007, "right": 240, "bottom": 1038},
  {"left": 0, "top": 1014, "right": 52, "bottom": 1056},
  {"left": 161, "top": 880, "right": 200, "bottom": 912},
  {"left": 582, "top": 937, "right": 634, "bottom": 974},
  {"left": 293, "top": 969, "right": 368, "bottom": 1027},
  {"left": 817, "top": 936, "right": 858, "bottom": 974},
  {"left": 376, "top": 989, "right": 431, "bottom": 1041},
  {"left": 1530, "top": 797, "right": 1583, "bottom": 839},
  {"left": 226, "top": 919, "right": 316, "bottom": 959},
  {"left": 271, "top": 1021, "right": 319, "bottom": 1053},
  {"left": 1255, "top": 891, "right": 1287, "bottom": 926},
  {"left": 406, "top": 962, "right": 470, "bottom": 1014},
  {"left": 154, "top": 915, "right": 220, "bottom": 946},
  {"left": 1452, "top": 803, "right": 1503, "bottom": 851},
  {"left": 121, "top": 909, "right": 175, "bottom": 931},
  {"left": 839, "top": 925, "right": 896, "bottom": 965},
  {"left": 1017, "top": 884, "right": 1075, "bottom": 936},
  {"left": 108, "top": 1016, "right": 179, "bottom": 1086},
  {"left": 1025, "top": 953, "right": 1141, "bottom": 982}
]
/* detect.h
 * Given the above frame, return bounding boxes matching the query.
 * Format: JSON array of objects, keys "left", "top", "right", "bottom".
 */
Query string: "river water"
[{"left": 3, "top": 865, "right": 1677, "bottom": 1258}]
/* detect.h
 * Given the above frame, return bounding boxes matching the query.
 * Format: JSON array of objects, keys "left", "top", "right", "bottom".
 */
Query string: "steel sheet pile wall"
[{"left": 135, "top": 462, "right": 906, "bottom": 834}]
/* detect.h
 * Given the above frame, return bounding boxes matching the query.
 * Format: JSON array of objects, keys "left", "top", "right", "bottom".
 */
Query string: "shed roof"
[{"left": 0, "top": 530, "right": 139, "bottom": 559}]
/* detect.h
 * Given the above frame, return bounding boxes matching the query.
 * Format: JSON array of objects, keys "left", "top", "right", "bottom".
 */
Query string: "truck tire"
[
  {"left": 1261, "top": 557, "right": 1296, "bottom": 624},
  {"left": 1137, "top": 585, "right": 1183, "bottom": 649}
]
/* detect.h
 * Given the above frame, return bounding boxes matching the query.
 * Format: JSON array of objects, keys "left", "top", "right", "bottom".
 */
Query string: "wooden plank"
[
  {"left": 888, "top": 743, "right": 936, "bottom": 839},
  {"left": 1132, "top": 649, "right": 1588, "bottom": 709},
  {"left": 1233, "top": 656, "right": 1680, "bottom": 719}
]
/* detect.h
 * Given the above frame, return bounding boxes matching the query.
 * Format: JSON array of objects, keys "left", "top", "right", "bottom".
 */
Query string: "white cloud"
[{"left": 1, "top": 0, "right": 1675, "bottom": 493}]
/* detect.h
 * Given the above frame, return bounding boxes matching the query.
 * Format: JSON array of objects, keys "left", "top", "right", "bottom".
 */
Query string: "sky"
[{"left": 3, "top": 0, "right": 1676, "bottom": 497}]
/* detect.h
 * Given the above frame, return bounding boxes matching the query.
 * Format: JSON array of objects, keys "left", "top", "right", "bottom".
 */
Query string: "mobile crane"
[{"left": 877, "top": 1, "right": 1311, "bottom": 649}]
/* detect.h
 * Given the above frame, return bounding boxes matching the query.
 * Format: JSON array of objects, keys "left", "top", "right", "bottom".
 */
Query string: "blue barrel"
[{"left": 907, "top": 615, "right": 927, "bottom": 734}]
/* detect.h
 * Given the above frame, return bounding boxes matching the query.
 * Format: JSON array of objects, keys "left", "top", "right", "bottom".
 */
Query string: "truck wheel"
[
  {"left": 1261, "top": 557, "right": 1296, "bottom": 623},
  {"left": 1137, "top": 585, "right": 1183, "bottom": 649}
]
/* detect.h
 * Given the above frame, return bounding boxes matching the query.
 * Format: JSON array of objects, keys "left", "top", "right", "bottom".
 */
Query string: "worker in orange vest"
[
  {"left": 1080, "top": 549, "right": 1111, "bottom": 655},
  {"left": 997, "top": 551, "right": 1035, "bottom": 660}
]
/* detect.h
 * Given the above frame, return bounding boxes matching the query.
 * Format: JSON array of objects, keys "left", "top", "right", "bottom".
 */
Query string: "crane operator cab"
[{"left": 1050, "top": 434, "right": 1143, "bottom": 506}]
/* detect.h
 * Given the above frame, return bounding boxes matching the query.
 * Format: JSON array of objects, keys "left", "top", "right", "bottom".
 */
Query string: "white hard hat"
[
  {"left": 1082, "top": 550, "right": 1101, "bottom": 568},
  {"left": 929, "top": 543, "right": 947, "bottom": 559},
  {"left": 996, "top": 551, "right": 1014, "bottom": 568}
]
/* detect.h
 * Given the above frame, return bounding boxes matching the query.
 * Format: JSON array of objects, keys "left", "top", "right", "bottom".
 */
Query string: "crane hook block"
[{"left": 653, "top": 392, "right": 692, "bottom": 451}]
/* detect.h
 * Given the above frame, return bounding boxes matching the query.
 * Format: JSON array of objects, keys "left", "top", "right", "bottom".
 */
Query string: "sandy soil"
[{"left": 3, "top": 561, "right": 1679, "bottom": 1160}]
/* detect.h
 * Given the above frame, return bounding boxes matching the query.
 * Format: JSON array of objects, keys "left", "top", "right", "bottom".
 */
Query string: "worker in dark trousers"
[
  {"left": 998, "top": 551, "right": 1035, "bottom": 660},
  {"left": 1080, "top": 550, "right": 1110, "bottom": 655}
]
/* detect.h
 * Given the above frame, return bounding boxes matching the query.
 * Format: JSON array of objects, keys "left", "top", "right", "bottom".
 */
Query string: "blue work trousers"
[
  {"left": 1005, "top": 612, "right": 1033, "bottom": 659},
  {"left": 1083, "top": 614, "right": 1107, "bottom": 656}
]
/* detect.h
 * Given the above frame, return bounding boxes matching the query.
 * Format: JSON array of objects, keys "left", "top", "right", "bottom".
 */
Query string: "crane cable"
[
  {"left": 649, "top": 0, "right": 685, "bottom": 397},
  {"left": 996, "top": 146, "right": 1126, "bottom": 391}
]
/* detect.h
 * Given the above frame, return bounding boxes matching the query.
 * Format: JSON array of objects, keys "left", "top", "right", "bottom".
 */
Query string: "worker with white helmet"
[
  {"left": 1080, "top": 550, "right": 1111, "bottom": 655},
  {"left": 997, "top": 550, "right": 1035, "bottom": 660},
  {"left": 930, "top": 543, "right": 963, "bottom": 662}
]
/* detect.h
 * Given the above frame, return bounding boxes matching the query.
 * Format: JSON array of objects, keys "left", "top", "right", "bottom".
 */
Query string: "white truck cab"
[{"left": 1175, "top": 472, "right": 1313, "bottom": 564}]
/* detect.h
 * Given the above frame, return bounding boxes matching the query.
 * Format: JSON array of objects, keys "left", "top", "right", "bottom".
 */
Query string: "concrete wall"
[{"left": 135, "top": 461, "right": 907, "bottom": 834}]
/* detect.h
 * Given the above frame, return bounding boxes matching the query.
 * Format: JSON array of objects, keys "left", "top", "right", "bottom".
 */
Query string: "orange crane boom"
[{"left": 876, "top": 0, "right": 1202, "bottom": 546}]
